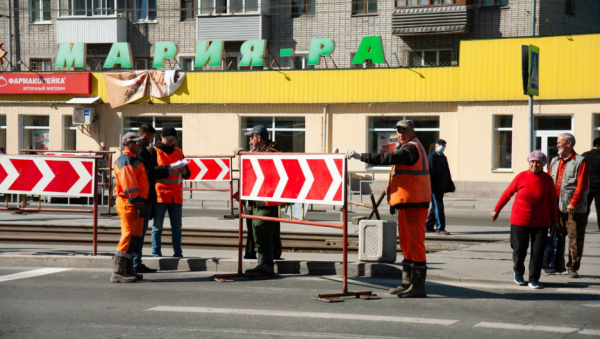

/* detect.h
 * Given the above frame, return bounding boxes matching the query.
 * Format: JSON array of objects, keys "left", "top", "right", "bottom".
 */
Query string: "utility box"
[
  {"left": 73, "top": 107, "right": 96, "bottom": 125},
  {"left": 358, "top": 220, "right": 397, "bottom": 263}
]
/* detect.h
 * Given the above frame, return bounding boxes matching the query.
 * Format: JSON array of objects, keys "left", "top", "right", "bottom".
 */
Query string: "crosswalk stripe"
[
  {"left": 579, "top": 329, "right": 600, "bottom": 336},
  {"left": 474, "top": 322, "right": 579, "bottom": 333},
  {"left": 148, "top": 306, "right": 459, "bottom": 325},
  {"left": 0, "top": 268, "right": 72, "bottom": 283}
]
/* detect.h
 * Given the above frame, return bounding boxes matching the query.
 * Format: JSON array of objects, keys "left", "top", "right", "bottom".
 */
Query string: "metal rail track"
[{"left": 0, "top": 223, "right": 499, "bottom": 254}]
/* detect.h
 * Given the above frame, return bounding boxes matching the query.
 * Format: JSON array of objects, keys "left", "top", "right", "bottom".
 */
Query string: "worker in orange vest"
[
  {"left": 346, "top": 120, "right": 432, "bottom": 298},
  {"left": 112, "top": 132, "right": 149, "bottom": 283}
]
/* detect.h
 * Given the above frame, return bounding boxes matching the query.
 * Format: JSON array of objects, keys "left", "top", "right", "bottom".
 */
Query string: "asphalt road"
[{"left": 1, "top": 267, "right": 599, "bottom": 339}]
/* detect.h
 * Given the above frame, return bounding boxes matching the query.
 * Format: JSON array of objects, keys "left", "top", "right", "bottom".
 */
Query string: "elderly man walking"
[
  {"left": 547, "top": 133, "right": 590, "bottom": 278},
  {"left": 346, "top": 120, "right": 431, "bottom": 298}
]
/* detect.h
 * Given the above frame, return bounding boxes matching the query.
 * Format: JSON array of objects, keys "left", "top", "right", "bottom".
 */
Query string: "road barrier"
[
  {"left": 183, "top": 156, "right": 234, "bottom": 215},
  {"left": 214, "top": 152, "right": 377, "bottom": 301}
]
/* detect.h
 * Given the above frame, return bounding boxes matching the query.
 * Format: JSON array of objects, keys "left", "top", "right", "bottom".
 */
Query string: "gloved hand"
[
  {"left": 233, "top": 148, "right": 244, "bottom": 156},
  {"left": 135, "top": 202, "right": 147, "bottom": 219},
  {"left": 389, "top": 205, "right": 396, "bottom": 215},
  {"left": 345, "top": 149, "right": 361, "bottom": 160}
]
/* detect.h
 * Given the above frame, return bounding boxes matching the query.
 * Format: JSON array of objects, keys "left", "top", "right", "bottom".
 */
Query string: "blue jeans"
[
  {"left": 133, "top": 203, "right": 154, "bottom": 267},
  {"left": 151, "top": 202, "right": 183, "bottom": 257},
  {"left": 425, "top": 192, "right": 445, "bottom": 231}
]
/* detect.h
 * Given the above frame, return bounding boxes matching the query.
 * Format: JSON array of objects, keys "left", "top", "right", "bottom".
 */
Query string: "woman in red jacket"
[{"left": 491, "top": 151, "right": 558, "bottom": 289}]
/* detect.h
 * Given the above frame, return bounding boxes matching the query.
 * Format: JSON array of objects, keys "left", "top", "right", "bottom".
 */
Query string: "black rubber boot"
[
  {"left": 110, "top": 256, "right": 136, "bottom": 283},
  {"left": 389, "top": 262, "right": 412, "bottom": 294},
  {"left": 126, "top": 257, "right": 143, "bottom": 281},
  {"left": 399, "top": 265, "right": 427, "bottom": 298},
  {"left": 245, "top": 252, "right": 275, "bottom": 276}
]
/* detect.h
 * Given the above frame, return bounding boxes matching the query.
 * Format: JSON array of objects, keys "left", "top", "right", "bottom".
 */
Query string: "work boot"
[
  {"left": 126, "top": 257, "right": 143, "bottom": 281},
  {"left": 245, "top": 252, "right": 275, "bottom": 276},
  {"left": 110, "top": 256, "right": 136, "bottom": 283},
  {"left": 398, "top": 265, "right": 427, "bottom": 298},
  {"left": 389, "top": 263, "right": 412, "bottom": 294}
]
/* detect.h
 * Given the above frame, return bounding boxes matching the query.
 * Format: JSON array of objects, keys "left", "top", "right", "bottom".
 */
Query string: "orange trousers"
[
  {"left": 115, "top": 197, "right": 143, "bottom": 255},
  {"left": 397, "top": 207, "right": 428, "bottom": 263}
]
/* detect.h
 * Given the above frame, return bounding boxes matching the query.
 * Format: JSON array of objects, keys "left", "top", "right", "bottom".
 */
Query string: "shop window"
[
  {"left": 594, "top": 114, "right": 600, "bottom": 140},
  {"left": 534, "top": 116, "right": 572, "bottom": 131},
  {"left": 30, "top": 58, "right": 52, "bottom": 71},
  {"left": 181, "top": 0, "right": 195, "bottom": 20},
  {"left": 22, "top": 115, "right": 50, "bottom": 152},
  {"left": 367, "top": 116, "right": 439, "bottom": 158},
  {"left": 241, "top": 117, "right": 305, "bottom": 152},
  {"left": 59, "top": 0, "right": 116, "bottom": 16},
  {"left": 0, "top": 115, "right": 6, "bottom": 152},
  {"left": 408, "top": 50, "right": 452, "bottom": 67},
  {"left": 481, "top": 0, "right": 509, "bottom": 6},
  {"left": 396, "top": 0, "right": 459, "bottom": 7},
  {"left": 492, "top": 115, "right": 512, "bottom": 170},
  {"left": 63, "top": 115, "right": 77, "bottom": 151},
  {"left": 291, "top": 0, "right": 315, "bottom": 18},
  {"left": 124, "top": 117, "right": 183, "bottom": 149},
  {"left": 200, "top": 0, "right": 259, "bottom": 14},
  {"left": 352, "top": 0, "right": 377, "bottom": 15},
  {"left": 30, "top": 0, "right": 51, "bottom": 23},
  {"left": 136, "top": 0, "right": 157, "bottom": 22}
]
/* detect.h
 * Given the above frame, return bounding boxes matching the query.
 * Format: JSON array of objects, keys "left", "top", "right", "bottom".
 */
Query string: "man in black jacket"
[
  {"left": 132, "top": 124, "right": 178, "bottom": 273},
  {"left": 425, "top": 139, "right": 455, "bottom": 235},
  {"left": 583, "top": 138, "right": 600, "bottom": 231}
]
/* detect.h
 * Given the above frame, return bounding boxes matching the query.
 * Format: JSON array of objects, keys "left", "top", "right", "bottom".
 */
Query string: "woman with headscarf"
[{"left": 491, "top": 151, "right": 558, "bottom": 289}]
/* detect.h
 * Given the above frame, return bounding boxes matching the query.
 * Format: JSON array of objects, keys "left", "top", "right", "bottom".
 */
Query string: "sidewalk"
[{"left": 0, "top": 199, "right": 598, "bottom": 289}]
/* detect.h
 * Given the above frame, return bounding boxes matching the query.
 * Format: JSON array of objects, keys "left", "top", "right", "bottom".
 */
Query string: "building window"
[
  {"left": 181, "top": 0, "right": 195, "bottom": 20},
  {"left": 396, "top": 0, "right": 459, "bottom": 7},
  {"left": 179, "top": 56, "right": 196, "bottom": 71},
  {"left": 594, "top": 114, "right": 600, "bottom": 140},
  {"left": 223, "top": 56, "right": 263, "bottom": 70},
  {"left": 136, "top": 0, "right": 157, "bottom": 22},
  {"left": 30, "top": 58, "right": 52, "bottom": 71},
  {"left": 368, "top": 116, "right": 439, "bottom": 156},
  {"left": 565, "top": 0, "right": 574, "bottom": 15},
  {"left": 63, "top": 115, "right": 77, "bottom": 150},
  {"left": 30, "top": 0, "right": 51, "bottom": 22},
  {"left": 534, "top": 115, "right": 572, "bottom": 167},
  {"left": 492, "top": 115, "right": 512, "bottom": 170},
  {"left": 199, "top": 0, "right": 258, "bottom": 14},
  {"left": 59, "top": 0, "right": 116, "bottom": 16},
  {"left": 481, "top": 0, "right": 509, "bottom": 6},
  {"left": 408, "top": 50, "right": 452, "bottom": 67},
  {"left": 291, "top": 55, "right": 315, "bottom": 70},
  {"left": 0, "top": 115, "right": 6, "bottom": 152},
  {"left": 241, "top": 117, "right": 305, "bottom": 152},
  {"left": 22, "top": 116, "right": 50, "bottom": 151},
  {"left": 352, "top": 0, "right": 377, "bottom": 15},
  {"left": 135, "top": 58, "right": 149, "bottom": 70},
  {"left": 291, "top": 0, "right": 315, "bottom": 18},
  {"left": 124, "top": 117, "right": 183, "bottom": 149}
]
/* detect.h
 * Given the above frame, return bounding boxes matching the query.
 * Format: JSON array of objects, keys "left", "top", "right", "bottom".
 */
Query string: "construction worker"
[
  {"left": 346, "top": 120, "right": 431, "bottom": 298},
  {"left": 111, "top": 132, "right": 149, "bottom": 283}
]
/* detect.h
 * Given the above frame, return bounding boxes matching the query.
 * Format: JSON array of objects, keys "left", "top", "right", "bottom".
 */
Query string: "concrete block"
[{"left": 358, "top": 220, "right": 397, "bottom": 263}]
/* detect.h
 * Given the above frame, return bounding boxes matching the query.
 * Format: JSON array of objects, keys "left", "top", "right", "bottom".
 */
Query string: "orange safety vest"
[
  {"left": 113, "top": 150, "right": 149, "bottom": 203},
  {"left": 154, "top": 146, "right": 184, "bottom": 204},
  {"left": 387, "top": 137, "right": 431, "bottom": 207}
]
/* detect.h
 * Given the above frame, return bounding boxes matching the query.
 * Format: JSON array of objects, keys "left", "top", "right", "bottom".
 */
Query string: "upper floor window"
[
  {"left": 199, "top": 0, "right": 259, "bottom": 14},
  {"left": 396, "top": 0, "right": 458, "bottom": 7},
  {"left": 481, "top": 0, "right": 509, "bottom": 6},
  {"left": 59, "top": 0, "right": 116, "bottom": 16},
  {"left": 291, "top": 0, "right": 315, "bottom": 18},
  {"left": 181, "top": 0, "right": 195, "bottom": 20},
  {"left": 30, "top": 58, "right": 52, "bottom": 71},
  {"left": 408, "top": 50, "right": 452, "bottom": 67},
  {"left": 352, "top": 0, "right": 377, "bottom": 15},
  {"left": 136, "top": 0, "right": 157, "bottom": 22},
  {"left": 30, "top": 0, "right": 51, "bottom": 22}
]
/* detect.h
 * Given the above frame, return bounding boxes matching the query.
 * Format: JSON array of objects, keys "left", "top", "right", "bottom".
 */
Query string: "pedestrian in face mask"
[{"left": 425, "top": 139, "right": 455, "bottom": 235}]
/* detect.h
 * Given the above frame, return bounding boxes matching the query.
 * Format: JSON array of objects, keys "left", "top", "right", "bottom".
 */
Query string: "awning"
[{"left": 66, "top": 96, "right": 102, "bottom": 104}]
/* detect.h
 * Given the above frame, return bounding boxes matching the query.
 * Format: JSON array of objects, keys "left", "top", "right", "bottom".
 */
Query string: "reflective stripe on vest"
[{"left": 154, "top": 146, "right": 184, "bottom": 204}]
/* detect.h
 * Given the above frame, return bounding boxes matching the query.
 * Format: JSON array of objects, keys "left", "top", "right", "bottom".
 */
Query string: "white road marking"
[
  {"left": 0, "top": 268, "right": 72, "bottom": 283},
  {"left": 579, "top": 329, "right": 600, "bottom": 336},
  {"left": 475, "top": 322, "right": 579, "bottom": 333},
  {"left": 148, "top": 306, "right": 458, "bottom": 326},
  {"left": 435, "top": 281, "right": 600, "bottom": 295},
  {"left": 583, "top": 304, "right": 600, "bottom": 307},
  {"left": 178, "top": 328, "right": 405, "bottom": 339}
]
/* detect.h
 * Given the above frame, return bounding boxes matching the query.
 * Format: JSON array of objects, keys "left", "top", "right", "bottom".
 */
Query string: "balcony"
[
  {"left": 392, "top": 5, "right": 472, "bottom": 36},
  {"left": 56, "top": 17, "right": 127, "bottom": 43},
  {"left": 197, "top": 14, "right": 269, "bottom": 41}
]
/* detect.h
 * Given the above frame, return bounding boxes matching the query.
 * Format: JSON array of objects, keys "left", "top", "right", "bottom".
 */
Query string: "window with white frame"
[
  {"left": 492, "top": 115, "right": 512, "bottom": 170},
  {"left": 136, "top": 0, "right": 157, "bottom": 22},
  {"left": 135, "top": 58, "right": 149, "bottom": 70},
  {"left": 481, "top": 0, "right": 509, "bottom": 6},
  {"left": 63, "top": 115, "right": 77, "bottom": 150},
  {"left": 241, "top": 117, "right": 305, "bottom": 152},
  {"left": 367, "top": 116, "right": 439, "bottom": 156},
  {"left": 291, "top": 55, "right": 314, "bottom": 70},
  {"left": 30, "top": 0, "right": 51, "bottom": 22},
  {"left": 352, "top": 0, "right": 377, "bottom": 15},
  {"left": 291, "top": 0, "right": 315, "bottom": 17},
  {"left": 123, "top": 117, "right": 183, "bottom": 149},
  {"left": 59, "top": 0, "right": 116, "bottom": 16},
  {"left": 199, "top": 0, "right": 259, "bottom": 14},
  {"left": 408, "top": 50, "right": 452, "bottom": 67},
  {"left": 181, "top": 0, "right": 195, "bottom": 20},
  {"left": 0, "top": 115, "right": 6, "bottom": 151},
  {"left": 30, "top": 58, "right": 52, "bottom": 71},
  {"left": 22, "top": 115, "right": 50, "bottom": 151},
  {"left": 396, "top": 0, "right": 461, "bottom": 6},
  {"left": 179, "top": 56, "right": 197, "bottom": 71},
  {"left": 594, "top": 114, "right": 600, "bottom": 140}
]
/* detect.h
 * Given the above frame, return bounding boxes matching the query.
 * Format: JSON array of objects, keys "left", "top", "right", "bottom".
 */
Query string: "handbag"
[{"left": 542, "top": 228, "right": 566, "bottom": 273}]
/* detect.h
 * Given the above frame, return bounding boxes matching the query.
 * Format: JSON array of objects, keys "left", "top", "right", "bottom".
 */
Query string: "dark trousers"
[
  {"left": 244, "top": 210, "right": 282, "bottom": 259},
  {"left": 558, "top": 211, "right": 588, "bottom": 271},
  {"left": 251, "top": 206, "right": 278, "bottom": 254},
  {"left": 587, "top": 190, "right": 600, "bottom": 231},
  {"left": 510, "top": 225, "right": 548, "bottom": 282},
  {"left": 425, "top": 192, "right": 445, "bottom": 231}
]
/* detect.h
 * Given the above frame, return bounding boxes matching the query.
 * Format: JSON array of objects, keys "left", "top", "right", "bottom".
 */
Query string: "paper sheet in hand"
[{"left": 170, "top": 159, "right": 189, "bottom": 169}]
